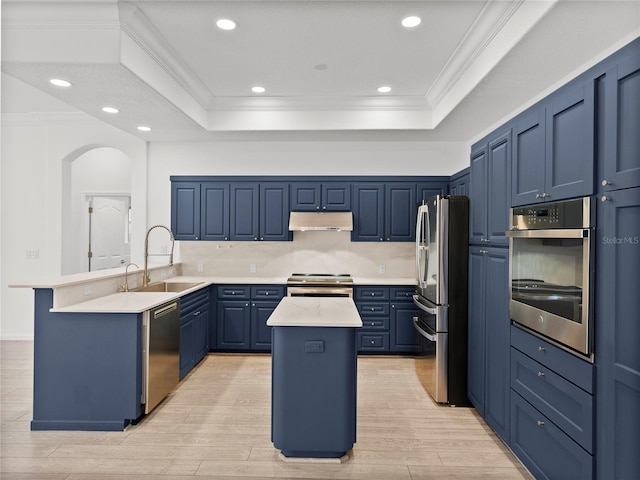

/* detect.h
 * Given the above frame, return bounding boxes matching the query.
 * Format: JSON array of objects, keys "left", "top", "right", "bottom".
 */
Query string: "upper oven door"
[{"left": 506, "top": 227, "right": 592, "bottom": 356}]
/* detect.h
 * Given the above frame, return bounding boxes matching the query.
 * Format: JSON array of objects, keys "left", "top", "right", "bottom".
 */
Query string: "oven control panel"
[{"left": 511, "top": 197, "right": 590, "bottom": 230}]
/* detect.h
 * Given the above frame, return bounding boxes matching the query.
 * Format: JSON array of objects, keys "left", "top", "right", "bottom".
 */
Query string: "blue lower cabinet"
[
  {"left": 390, "top": 302, "right": 419, "bottom": 353},
  {"left": 357, "top": 332, "right": 389, "bottom": 352},
  {"left": 179, "top": 288, "right": 210, "bottom": 378},
  {"left": 179, "top": 320, "right": 195, "bottom": 378},
  {"left": 251, "top": 300, "right": 279, "bottom": 351},
  {"left": 216, "top": 285, "right": 284, "bottom": 352},
  {"left": 510, "top": 391, "right": 593, "bottom": 480},
  {"left": 217, "top": 300, "right": 251, "bottom": 350}
]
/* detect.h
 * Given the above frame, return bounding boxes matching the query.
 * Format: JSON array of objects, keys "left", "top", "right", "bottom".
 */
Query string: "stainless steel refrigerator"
[{"left": 413, "top": 195, "right": 469, "bottom": 406}]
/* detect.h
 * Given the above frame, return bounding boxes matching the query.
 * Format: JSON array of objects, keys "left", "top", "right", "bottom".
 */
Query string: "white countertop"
[{"left": 267, "top": 297, "right": 363, "bottom": 328}]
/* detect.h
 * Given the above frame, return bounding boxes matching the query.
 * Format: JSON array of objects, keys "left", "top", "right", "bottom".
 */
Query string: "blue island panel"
[
  {"left": 271, "top": 326, "right": 357, "bottom": 458},
  {"left": 31, "top": 289, "right": 142, "bottom": 431}
]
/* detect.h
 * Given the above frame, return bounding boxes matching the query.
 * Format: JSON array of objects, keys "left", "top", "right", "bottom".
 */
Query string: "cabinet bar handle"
[
  {"left": 537, "top": 371, "right": 545, "bottom": 377},
  {"left": 537, "top": 420, "right": 545, "bottom": 427},
  {"left": 538, "top": 346, "right": 545, "bottom": 352}
]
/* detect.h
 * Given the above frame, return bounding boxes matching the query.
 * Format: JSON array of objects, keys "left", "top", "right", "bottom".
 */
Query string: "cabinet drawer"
[
  {"left": 511, "top": 325, "right": 593, "bottom": 393},
  {"left": 511, "top": 348, "right": 593, "bottom": 453},
  {"left": 181, "top": 288, "right": 210, "bottom": 315},
  {"left": 182, "top": 305, "right": 209, "bottom": 326},
  {"left": 217, "top": 285, "right": 251, "bottom": 299},
  {"left": 510, "top": 391, "right": 593, "bottom": 480},
  {"left": 355, "top": 287, "right": 389, "bottom": 300},
  {"left": 251, "top": 285, "right": 285, "bottom": 299},
  {"left": 359, "top": 317, "right": 390, "bottom": 330},
  {"left": 357, "top": 303, "right": 389, "bottom": 316},
  {"left": 390, "top": 286, "right": 416, "bottom": 300},
  {"left": 357, "top": 332, "right": 389, "bottom": 352}
]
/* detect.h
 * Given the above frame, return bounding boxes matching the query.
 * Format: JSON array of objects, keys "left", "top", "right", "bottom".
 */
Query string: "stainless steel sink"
[{"left": 131, "top": 281, "right": 205, "bottom": 293}]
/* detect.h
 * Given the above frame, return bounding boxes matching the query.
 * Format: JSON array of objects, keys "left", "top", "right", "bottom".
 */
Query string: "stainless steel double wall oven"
[{"left": 506, "top": 197, "right": 594, "bottom": 360}]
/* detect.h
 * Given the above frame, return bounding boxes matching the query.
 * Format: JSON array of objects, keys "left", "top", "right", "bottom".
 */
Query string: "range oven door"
[
  {"left": 506, "top": 228, "right": 592, "bottom": 358},
  {"left": 412, "top": 294, "right": 448, "bottom": 403}
]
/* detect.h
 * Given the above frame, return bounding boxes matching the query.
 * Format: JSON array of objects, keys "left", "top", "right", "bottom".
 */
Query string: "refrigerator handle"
[
  {"left": 413, "top": 294, "right": 437, "bottom": 314},
  {"left": 415, "top": 206, "right": 430, "bottom": 288},
  {"left": 413, "top": 316, "right": 436, "bottom": 341}
]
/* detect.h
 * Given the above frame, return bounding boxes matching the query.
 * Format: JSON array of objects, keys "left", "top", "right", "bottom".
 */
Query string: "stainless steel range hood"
[{"left": 288, "top": 211, "right": 353, "bottom": 231}]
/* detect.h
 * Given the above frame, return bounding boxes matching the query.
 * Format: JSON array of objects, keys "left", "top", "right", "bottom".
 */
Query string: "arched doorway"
[{"left": 61, "top": 146, "right": 133, "bottom": 275}]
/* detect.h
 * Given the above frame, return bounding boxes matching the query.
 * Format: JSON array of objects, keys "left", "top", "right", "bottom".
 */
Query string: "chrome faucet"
[
  {"left": 121, "top": 262, "right": 140, "bottom": 292},
  {"left": 143, "top": 225, "right": 175, "bottom": 287}
]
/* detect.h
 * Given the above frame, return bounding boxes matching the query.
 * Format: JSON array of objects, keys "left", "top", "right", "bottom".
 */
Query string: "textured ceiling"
[{"left": 2, "top": 0, "right": 639, "bottom": 142}]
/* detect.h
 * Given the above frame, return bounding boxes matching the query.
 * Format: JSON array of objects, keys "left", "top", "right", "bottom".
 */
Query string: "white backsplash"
[{"left": 179, "top": 231, "right": 415, "bottom": 278}]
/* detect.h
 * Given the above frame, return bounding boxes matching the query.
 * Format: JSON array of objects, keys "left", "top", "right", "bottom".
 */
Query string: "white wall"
[
  {"left": 1, "top": 106, "right": 147, "bottom": 340},
  {"left": 67, "top": 148, "right": 133, "bottom": 275},
  {"left": 146, "top": 140, "right": 468, "bottom": 227},
  {"left": 145, "top": 140, "right": 468, "bottom": 280}
]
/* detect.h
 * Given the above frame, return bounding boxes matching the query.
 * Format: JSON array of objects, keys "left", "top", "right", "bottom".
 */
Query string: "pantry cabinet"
[
  {"left": 469, "top": 130, "right": 511, "bottom": 246},
  {"left": 595, "top": 186, "right": 640, "bottom": 480},
  {"left": 511, "top": 81, "right": 595, "bottom": 206},
  {"left": 600, "top": 52, "right": 640, "bottom": 192},
  {"left": 467, "top": 246, "right": 510, "bottom": 442}
]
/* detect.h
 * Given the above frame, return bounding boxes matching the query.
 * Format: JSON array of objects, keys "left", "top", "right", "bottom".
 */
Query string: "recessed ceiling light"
[
  {"left": 401, "top": 16, "right": 422, "bottom": 28},
  {"left": 102, "top": 106, "right": 119, "bottom": 114},
  {"left": 252, "top": 86, "right": 266, "bottom": 93},
  {"left": 50, "top": 78, "right": 72, "bottom": 88},
  {"left": 137, "top": 126, "right": 152, "bottom": 132},
  {"left": 216, "top": 18, "right": 237, "bottom": 30},
  {"left": 377, "top": 86, "right": 392, "bottom": 93}
]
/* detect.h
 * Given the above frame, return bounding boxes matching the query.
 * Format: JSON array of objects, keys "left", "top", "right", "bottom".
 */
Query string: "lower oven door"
[{"left": 413, "top": 315, "right": 448, "bottom": 404}]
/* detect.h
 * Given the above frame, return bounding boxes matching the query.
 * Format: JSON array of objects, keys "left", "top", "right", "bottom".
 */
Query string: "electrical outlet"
[
  {"left": 197, "top": 263, "right": 204, "bottom": 273},
  {"left": 379, "top": 264, "right": 386, "bottom": 274},
  {"left": 83, "top": 286, "right": 93, "bottom": 296},
  {"left": 249, "top": 264, "right": 256, "bottom": 273}
]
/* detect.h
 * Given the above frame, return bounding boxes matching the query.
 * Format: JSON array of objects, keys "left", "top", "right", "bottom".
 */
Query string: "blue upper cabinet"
[
  {"left": 417, "top": 182, "right": 447, "bottom": 202},
  {"left": 171, "top": 182, "right": 201, "bottom": 240},
  {"left": 259, "top": 183, "right": 291, "bottom": 241},
  {"left": 512, "top": 81, "right": 595, "bottom": 206},
  {"left": 600, "top": 51, "right": 640, "bottom": 192},
  {"left": 470, "top": 130, "right": 510, "bottom": 246},
  {"left": 352, "top": 184, "right": 385, "bottom": 241},
  {"left": 352, "top": 183, "right": 416, "bottom": 242},
  {"left": 448, "top": 169, "right": 470, "bottom": 197},
  {"left": 291, "top": 182, "right": 351, "bottom": 211},
  {"left": 201, "top": 183, "right": 230, "bottom": 241},
  {"left": 512, "top": 110, "right": 546, "bottom": 206},
  {"left": 230, "top": 183, "right": 260, "bottom": 241},
  {"left": 470, "top": 146, "right": 488, "bottom": 245},
  {"left": 487, "top": 131, "right": 511, "bottom": 246},
  {"left": 385, "top": 183, "right": 416, "bottom": 242},
  {"left": 231, "top": 183, "right": 291, "bottom": 241}
]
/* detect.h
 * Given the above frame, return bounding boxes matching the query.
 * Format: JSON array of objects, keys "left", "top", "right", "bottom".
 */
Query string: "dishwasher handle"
[{"left": 153, "top": 302, "right": 178, "bottom": 319}]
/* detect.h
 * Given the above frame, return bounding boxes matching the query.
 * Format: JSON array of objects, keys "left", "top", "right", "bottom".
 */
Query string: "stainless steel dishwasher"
[{"left": 142, "top": 300, "right": 180, "bottom": 414}]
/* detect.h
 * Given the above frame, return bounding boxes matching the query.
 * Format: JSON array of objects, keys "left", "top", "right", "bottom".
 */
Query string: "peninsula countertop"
[{"left": 267, "top": 297, "right": 363, "bottom": 328}]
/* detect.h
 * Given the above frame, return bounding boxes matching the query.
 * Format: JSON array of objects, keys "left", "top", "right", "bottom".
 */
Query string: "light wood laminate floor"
[{"left": 1, "top": 341, "right": 532, "bottom": 479}]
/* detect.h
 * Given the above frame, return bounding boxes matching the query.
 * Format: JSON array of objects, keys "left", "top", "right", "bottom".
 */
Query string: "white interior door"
[{"left": 89, "top": 196, "right": 131, "bottom": 271}]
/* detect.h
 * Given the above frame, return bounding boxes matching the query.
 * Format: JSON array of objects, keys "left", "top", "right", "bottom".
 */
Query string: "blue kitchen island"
[{"left": 267, "top": 297, "right": 362, "bottom": 459}]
